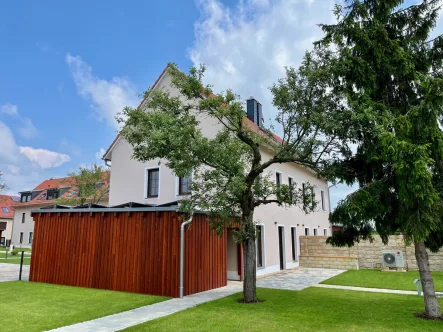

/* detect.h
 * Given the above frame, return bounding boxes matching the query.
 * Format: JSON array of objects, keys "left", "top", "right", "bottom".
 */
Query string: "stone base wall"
[{"left": 299, "top": 235, "right": 443, "bottom": 271}]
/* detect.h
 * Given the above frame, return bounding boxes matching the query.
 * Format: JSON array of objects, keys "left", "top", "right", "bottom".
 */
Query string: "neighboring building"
[
  {"left": 11, "top": 176, "right": 109, "bottom": 248},
  {"left": 0, "top": 195, "right": 16, "bottom": 247},
  {"left": 103, "top": 66, "right": 331, "bottom": 280}
]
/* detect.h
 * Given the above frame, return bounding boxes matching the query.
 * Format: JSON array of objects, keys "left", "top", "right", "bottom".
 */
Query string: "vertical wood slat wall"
[{"left": 30, "top": 211, "right": 227, "bottom": 298}]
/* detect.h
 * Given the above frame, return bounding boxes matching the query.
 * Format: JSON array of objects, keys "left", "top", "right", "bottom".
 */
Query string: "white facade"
[{"left": 105, "top": 69, "right": 331, "bottom": 279}]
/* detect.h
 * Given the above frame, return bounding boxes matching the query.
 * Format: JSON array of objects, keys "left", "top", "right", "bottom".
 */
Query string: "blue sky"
[{"left": 0, "top": 0, "right": 430, "bottom": 207}]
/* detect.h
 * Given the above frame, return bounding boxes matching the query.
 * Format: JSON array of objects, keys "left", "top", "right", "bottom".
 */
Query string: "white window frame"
[
  {"left": 314, "top": 228, "right": 318, "bottom": 236},
  {"left": 304, "top": 227, "right": 310, "bottom": 236},
  {"left": 19, "top": 232, "right": 23, "bottom": 244},
  {"left": 256, "top": 223, "right": 266, "bottom": 268},
  {"left": 29, "top": 232, "right": 33, "bottom": 244},
  {"left": 288, "top": 176, "right": 294, "bottom": 187},
  {"left": 22, "top": 213, "right": 25, "bottom": 223},
  {"left": 321, "top": 190, "right": 326, "bottom": 211},
  {"left": 144, "top": 166, "right": 161, "bottom": 199},
  {"left": 324, "top": 228, "right": 328, "bottom": 236},
  {"left": 290, "top": 226, "right": 298, "bottom": 262},
  {"left": 175, "top": 171, "right": 193, "bottom": 197}
]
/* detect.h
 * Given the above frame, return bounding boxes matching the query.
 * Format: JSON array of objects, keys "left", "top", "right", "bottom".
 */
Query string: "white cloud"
[
  {"left": 190, "top": 0, "right": 336, "bottom": 125},
  {"left": 19, "top": 147, "right": 71, "bottom": 169},
  {"left": 66, "top": 53, "right": 139, "bottom": 129},
  {"left": 1, "top": 104, "right": 18, "bottom": 116},
  {"left": 0, "top": 122, "right": 66, "bottom": 194},
  {"left": 95, "top": 148, "right": 106, "bottom": 160},
  {"left": 17, "top": 117, "right": 38, "bottom": 139},
  {"left": 0, "top": 103, "right": 38, "bottom": 139}
]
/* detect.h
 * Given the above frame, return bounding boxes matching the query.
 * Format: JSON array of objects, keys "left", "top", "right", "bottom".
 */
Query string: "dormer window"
[
  {"left": 20, "top": 193, "right": 32, "bottom": 203},
  {"left": 46, "top": 189, "right": 59, "bottom": 200}
]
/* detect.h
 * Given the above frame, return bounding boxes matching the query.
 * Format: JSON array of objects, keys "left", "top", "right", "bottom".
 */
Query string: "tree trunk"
[
  {"left": 240, "top": 192, "right": 257, "bottom": 303},
  {"left": 243, "top": 235, "right": 257, "bottom": 302},
  {"left": 414, "top": 241, "right": 441, "bottom": 318}
]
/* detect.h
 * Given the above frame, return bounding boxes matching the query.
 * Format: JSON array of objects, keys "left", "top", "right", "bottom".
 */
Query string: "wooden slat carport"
[{"left": 30, "top": 208, "right": 227, "bottom": 298}]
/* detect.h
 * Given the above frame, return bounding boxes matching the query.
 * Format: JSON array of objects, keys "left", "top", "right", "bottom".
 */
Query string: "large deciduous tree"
[
  {"left": 56, "top": 164, "right": 109, "bottom": 206},
  {"left": 118, "top": 61, "right": 347, "bottom": 302},
  {"left": 318, "top": 0, "right": 443, "bottom": 318}
]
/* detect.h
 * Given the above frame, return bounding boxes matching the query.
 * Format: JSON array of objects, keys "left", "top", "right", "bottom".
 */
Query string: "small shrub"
[{"left": 10, "top": 249, "right": 19, "bottom": 256}]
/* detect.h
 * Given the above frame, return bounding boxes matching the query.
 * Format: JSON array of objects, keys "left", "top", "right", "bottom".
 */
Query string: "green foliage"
[
  {"left": 56, "top": 164, "right": 109, "bottom": 206},
  {"left": 316, "top": 0, "right": 443, "bottom": 252},
  {"left": 118, "top": 61, "right": 343, "bottom": 242},
  {"left": 10, "top": 249, "right": 18, "bottom": 256}
]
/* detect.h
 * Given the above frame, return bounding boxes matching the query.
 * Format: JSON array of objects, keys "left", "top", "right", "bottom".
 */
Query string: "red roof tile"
[
  {"left": 0, "top": 195, "right": 15, "bottom": 219},
  {"left": 11, "top": 172, "right": 110, "bottom": 208}
]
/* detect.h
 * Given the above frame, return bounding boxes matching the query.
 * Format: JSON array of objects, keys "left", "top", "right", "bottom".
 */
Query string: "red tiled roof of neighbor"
[
  {"left": 0, "top": 195, "right": 15, "bottom": 219},
  {"left": 103, "top": 65, "right": 283, "bottom": 159},
  {"left": 11, "top": 172, "right": 110, "bottom": 208}
]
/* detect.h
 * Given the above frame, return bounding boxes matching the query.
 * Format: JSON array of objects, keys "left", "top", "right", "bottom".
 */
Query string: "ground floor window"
[
  {"left": 314, "top": 228, "right": 318, "bottom": 236},
  {"left": 291, "top": 227, "right": 297, "bottom": 261},
  {"left": 19, "top": 232, "right": 23, "bottom": 244},
  {"left": 29, "top": 232, "right": 33, "bottom": 244},
  {"left": 324, "top": 228, "right": 327, "bottom": 236},
  {"left": 256, "top": 225, "right": 264, "bottom": 267},
  {"left": 305, "top": 227, "right": 309, "bottom": 236},
  {"left": 0, "top": 237, "right": 5, "bottom": 246}
]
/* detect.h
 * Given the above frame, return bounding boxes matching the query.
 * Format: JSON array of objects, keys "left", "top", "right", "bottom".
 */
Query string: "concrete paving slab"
[{"left": 0, "top": 263, "right": 29, "bottom": 282}]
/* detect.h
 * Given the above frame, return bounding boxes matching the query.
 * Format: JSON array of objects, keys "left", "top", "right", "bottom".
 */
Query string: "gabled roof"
[
  {"left": 0, "top": 195, "right": 15, "bottom": 219},
  {"left": 103, "top": 65, "right": 283, "bottom": 161},
  {"left": 12, "top": 173, "right": 110, "bottom": 208}
]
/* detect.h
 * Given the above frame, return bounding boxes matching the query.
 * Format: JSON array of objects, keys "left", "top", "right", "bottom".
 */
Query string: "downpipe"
[{"left": 180, "top": 215, "right": 193, "bottom": 298}]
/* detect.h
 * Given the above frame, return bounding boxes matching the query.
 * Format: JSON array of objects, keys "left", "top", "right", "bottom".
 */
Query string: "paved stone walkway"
[
  {"left": 0, "top": 263, "right": 29, "bottom": 282},
  {"left": 47, "top": 282, "right": 243, "bottom": 332},
  {"left": 314, "top": 283, "right": 443, "bottom": 297},
  {"left": 256, "top": 268, "right": 346, "bottom": 291},
  {"left": 47, "top": 268, "right": 345, "bottom": 331}
]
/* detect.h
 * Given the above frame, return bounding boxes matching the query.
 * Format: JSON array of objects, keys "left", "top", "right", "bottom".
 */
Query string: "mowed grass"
[
  {"left": 123, "top": 287, "right": 443, "bottom": 331},
  {"left": 0, "top": 247, "right": 32, "bottom": 252},
  {"left": 321, "top": 270, "right": 443, "bottom": 291},
  {"left": 0, "top": 282, "right": 169, "bottom": 332},
  {"left": 0, "top": 252, "right": 31, "bottom": 265}
]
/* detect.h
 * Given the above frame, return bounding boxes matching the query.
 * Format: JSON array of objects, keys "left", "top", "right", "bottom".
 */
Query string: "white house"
[{"left": 103, "top": 66, "right": 331, "bottom": 280}]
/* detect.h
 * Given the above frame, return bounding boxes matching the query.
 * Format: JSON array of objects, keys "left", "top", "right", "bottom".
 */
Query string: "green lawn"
[
  {"left": 0, "top": 252, "right": 31, "bottom": 265},
  {"left": 0, "top": 247, "right": 32, "bottom": 252},
  {"left": 0, "top": 282, "right": 169, "bottom": 332},
  {"left": 123, "top": 287, "right": 443, "bottom": 331},
  {"left": 321, "top": 270, "right": 443, "bottom": 291}
]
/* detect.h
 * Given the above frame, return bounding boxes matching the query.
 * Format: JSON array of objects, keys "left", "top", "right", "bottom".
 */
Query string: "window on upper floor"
[
  {"left": 305, "top": 227, "right": 309, "bottom": 236},
  {"left": 178, "top": 175, "right": 192, "bottom": 196},
  {"left": 288, "top": 177, "right": 293, "bottom": 188},
  {"left": 321, "top": 190, "right": 326, "bottom": 211},
  {"left": 20, "top": 193, "right": 32, "bottom": 203},
  {"left": 314, "top": 228, "right": 318, "bottom": 236},
  {"left": 147, "top": 168, "right": 160, "bottom": 198},
  {"left": 1, "top": 207, "right": 9, "bottom": 213},
  {"left": 276, "top": 172, "right": 282, "bottom": 188},
  {"left": 22, "top": 213, "right": 25, "bottom": 223},
  {"left": 324, "top": 228, "right": 328, "bottom": 236}
]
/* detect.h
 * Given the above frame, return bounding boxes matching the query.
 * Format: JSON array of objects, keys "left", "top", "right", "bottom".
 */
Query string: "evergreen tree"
[{"left": 318, "top": 0, "right": 443, "bottom": 318}]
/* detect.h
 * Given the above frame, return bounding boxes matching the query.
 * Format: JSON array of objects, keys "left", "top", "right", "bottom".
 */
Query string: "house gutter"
[{"left": 179, "top": 214, "right": 193, "bottom": 298}]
